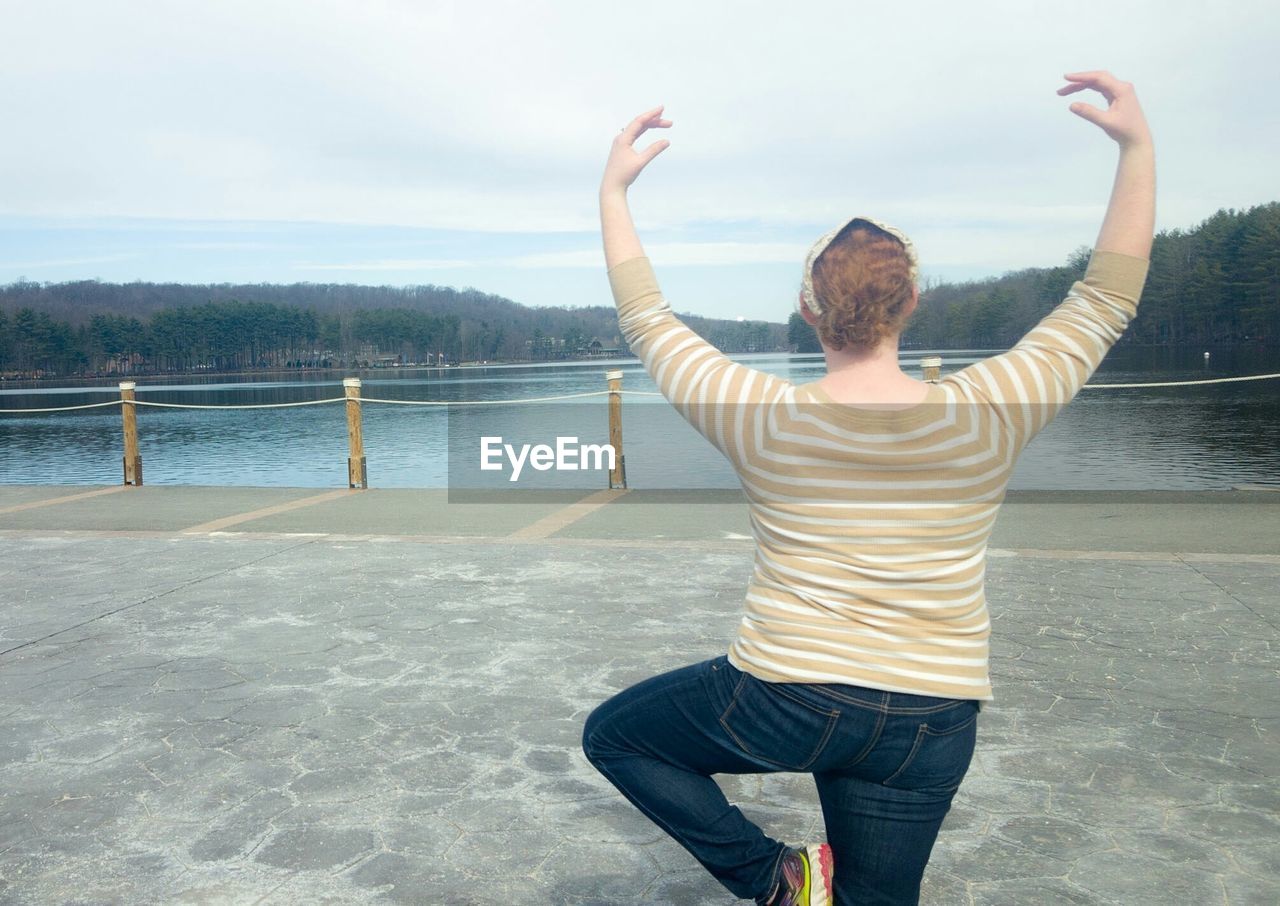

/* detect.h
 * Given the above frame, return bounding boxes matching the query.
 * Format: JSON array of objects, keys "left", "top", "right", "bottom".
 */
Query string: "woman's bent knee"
[{"left": 581, "top": 697, "right": 618, "bottom": 766}]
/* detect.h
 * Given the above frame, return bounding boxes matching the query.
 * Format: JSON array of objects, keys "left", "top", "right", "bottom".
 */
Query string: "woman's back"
[{"left": 608, "top": 248, "right": 1149, "bottom": 701}]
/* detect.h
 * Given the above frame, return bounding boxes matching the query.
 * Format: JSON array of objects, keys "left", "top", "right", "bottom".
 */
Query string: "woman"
[{"left": 583, "top": 72, "right": 1154, "bottom": 905}]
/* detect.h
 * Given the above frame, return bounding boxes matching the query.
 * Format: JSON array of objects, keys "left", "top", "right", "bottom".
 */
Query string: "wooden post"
[
  {"left": 921, "top": 355, "right": 942, "bottom": 383},
  {"left": 606, "top": 369, "right": 627, "bottom": 490},
  {"left": 344, "top": 377, "right": 367, "bottom": 489},
  {"left": 120, "top": 381, "right": 142, "bottom": 486}
]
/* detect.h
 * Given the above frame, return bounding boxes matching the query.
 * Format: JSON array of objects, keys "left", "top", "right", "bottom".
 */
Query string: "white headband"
[{"left": 799, "top": 216, "right": 920, "bottom": 317}]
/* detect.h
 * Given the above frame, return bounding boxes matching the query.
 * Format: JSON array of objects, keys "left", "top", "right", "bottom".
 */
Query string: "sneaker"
[{"left": 765, "top": 843, "right": 833, "bottom": 906}]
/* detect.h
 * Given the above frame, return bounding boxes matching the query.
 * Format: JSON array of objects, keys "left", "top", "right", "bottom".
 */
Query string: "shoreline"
[
  {"left": 1, "top": 339, "right": 1273, "bottom": 387},
  {"left": 0, "top": 357, "right": 646, "bottom": 388}
]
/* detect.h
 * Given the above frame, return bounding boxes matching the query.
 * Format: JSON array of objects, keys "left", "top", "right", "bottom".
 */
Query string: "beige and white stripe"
[{"left": 609, "top": 250, "right": 1149, "bottom": 701}]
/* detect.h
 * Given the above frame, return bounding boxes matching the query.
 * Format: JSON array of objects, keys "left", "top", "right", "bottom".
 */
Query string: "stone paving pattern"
[{"left": 1, "top": 497, "right": 1278, "bottom": 903}]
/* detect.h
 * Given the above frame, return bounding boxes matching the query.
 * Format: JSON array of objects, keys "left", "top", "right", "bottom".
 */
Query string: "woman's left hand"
[{"left": 601, "top": 106, "right": 672, "bottom": 196}]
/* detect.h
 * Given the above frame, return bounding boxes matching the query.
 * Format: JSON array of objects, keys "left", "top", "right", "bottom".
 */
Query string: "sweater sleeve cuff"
[
  {"left": 1083, "top": 249, "right": 1150, "bottom": 302},
  {"left": 607, "top": 256, "right": 661, "bottom": 307}
]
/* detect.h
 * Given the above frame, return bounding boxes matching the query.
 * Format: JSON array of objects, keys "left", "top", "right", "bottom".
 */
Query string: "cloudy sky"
[{"left": 1, "top": 0, "right": 1276, "bottom": 320}]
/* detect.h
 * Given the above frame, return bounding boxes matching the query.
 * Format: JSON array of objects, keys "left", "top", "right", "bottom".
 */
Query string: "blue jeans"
[{"left": 581, "top": 656, "right": 979, "bottom": 905}]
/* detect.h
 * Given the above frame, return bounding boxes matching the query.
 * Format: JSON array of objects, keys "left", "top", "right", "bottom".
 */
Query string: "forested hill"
[
  {"left": 3, "top": 201, "right": 1277, "bottom": 377},
  {"left": 0, "top": 279, "right": 524, "bottom": 323},
  {"left": 900, "top": 201, "right": 1280, "bottom": 350},
  {"left": 0, "top": 279, "right": 616, "bottom": 370},
  {"left": 0, "top": 278, "right": 785, "bottom": 376}
]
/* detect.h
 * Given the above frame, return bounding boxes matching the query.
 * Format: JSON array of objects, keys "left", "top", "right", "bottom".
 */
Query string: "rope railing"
[
  {"left": 357, "top": 390, "right": 616, "bottom": 406},
  {"left": 1, "top": 368, "right": 1276, "bottom": 488},
  {"left": 1076, "top": 371, "right": 1280, "bottom": 389},
  {"left": 3, "top": 372, "right": 1276, "bottom": 415},
  {"left": 0, "top": 399, "right": 128, "bottom": 414},
  {"left": 0, "top": 388, "right": 669, "bottom": 414},
  {"left": 130, "top": 397, "right": 348, "bottom": 410}
]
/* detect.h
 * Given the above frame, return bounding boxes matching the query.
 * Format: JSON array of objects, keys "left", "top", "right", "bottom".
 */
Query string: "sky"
[{"left": 1, "top": 0, "right": 1276, "bottom": 321}]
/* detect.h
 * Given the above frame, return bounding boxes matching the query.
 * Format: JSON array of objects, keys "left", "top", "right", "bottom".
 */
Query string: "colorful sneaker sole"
[{"left": 807, "top": 842, "right": 834, "bottom": 906}]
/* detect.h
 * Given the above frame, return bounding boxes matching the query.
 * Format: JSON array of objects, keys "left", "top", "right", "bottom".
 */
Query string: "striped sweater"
[{"left": 608, "top": 250, "right": 1150, "bottom": 700}]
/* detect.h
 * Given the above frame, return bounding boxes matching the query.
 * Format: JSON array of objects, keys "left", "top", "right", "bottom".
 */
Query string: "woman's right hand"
[
  {"left": 1058, "top": 71, "right": 1152, "bottom": 149},
  {"left": 601, "top": 106, "right": 672, "bottom": 197}
]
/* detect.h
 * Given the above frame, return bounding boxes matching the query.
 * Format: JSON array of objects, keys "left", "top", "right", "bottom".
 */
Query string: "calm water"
[{"left": 1, "top": 348, "right": 1277, "bottom": 490}]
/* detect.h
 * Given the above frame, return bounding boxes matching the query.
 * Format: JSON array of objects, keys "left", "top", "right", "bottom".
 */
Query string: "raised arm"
[
  {"left": 600, "top": 107, "right": 671, "bottom": 268},
  {"left": 1059, "top": 70, "right": 1156, "bottom": 258},
  {"left": 598, "top": 107, "right": 787, "bottom": 467},
  {"left": 953, "top": 72, "right": 1155, "bottom": 449}
]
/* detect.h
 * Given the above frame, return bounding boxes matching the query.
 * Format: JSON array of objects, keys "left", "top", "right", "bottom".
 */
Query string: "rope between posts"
[
  {"left": 0, "top": 372, "right": 1275, "bottom": 414},
  {"left": 0, "top": 400, "right": 124, "bottom": 414},
  {"left": 356, "top": 389, "right": 666, "bottom": 405},
  {"left": 356, "top": 390, "right": 608, "bottom": 406},
  {"left": 130, "top": 397, "right": 347, "bottom": 410},
  {"left": 1078, "top": 371, "right": 1280, "bottom": 389},
  {"left": 0, "top": 388, "right": 667, "bottom": 413}
]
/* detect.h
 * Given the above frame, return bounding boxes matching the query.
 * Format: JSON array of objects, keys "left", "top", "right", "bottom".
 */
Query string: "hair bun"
[
  {"left": 804, "top": 220, "right": 918, "bottom": 353},
  {"left": 800, "top": 217, "right": 919, "bottom": 318}
]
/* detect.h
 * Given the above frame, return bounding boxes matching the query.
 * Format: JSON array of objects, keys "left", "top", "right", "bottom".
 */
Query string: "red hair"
[{"left": 811, "top": 222, "right": 915, "bottom": 352}]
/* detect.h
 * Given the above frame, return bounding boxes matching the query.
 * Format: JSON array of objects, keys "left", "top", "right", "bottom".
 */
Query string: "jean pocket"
[
  {"left": 718, "top": 675, "right": 839, "bottom": 771},
  {"left": 883, "top": 707, "right": 979, "bottom": 794}
]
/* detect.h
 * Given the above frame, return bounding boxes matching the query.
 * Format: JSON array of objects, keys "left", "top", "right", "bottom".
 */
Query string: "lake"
[{"left": 1, "top": 347, "right": 1277, "bottom": 491}]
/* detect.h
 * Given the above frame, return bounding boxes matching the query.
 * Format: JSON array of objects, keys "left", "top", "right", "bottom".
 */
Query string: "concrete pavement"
[{"left": 0, "top": 486, "right": 1277, "bottom": 904}]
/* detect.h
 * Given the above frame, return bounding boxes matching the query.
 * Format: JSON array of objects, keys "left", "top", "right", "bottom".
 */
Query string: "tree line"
[
  {"left": 0, "top": 285, "right": 789, "bottom": 378},
  {"left": 908, "top": 201, "right": 1279, "bottom": 349},
  {"left": 0, "top": 279, "right": 629, "bottom": 376},
  {"left": 790, "top": 201, "right": 1279, "bottom": 353},
  {"left": 3, "top": 202, "right": 1275, "bottom": 377}
]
